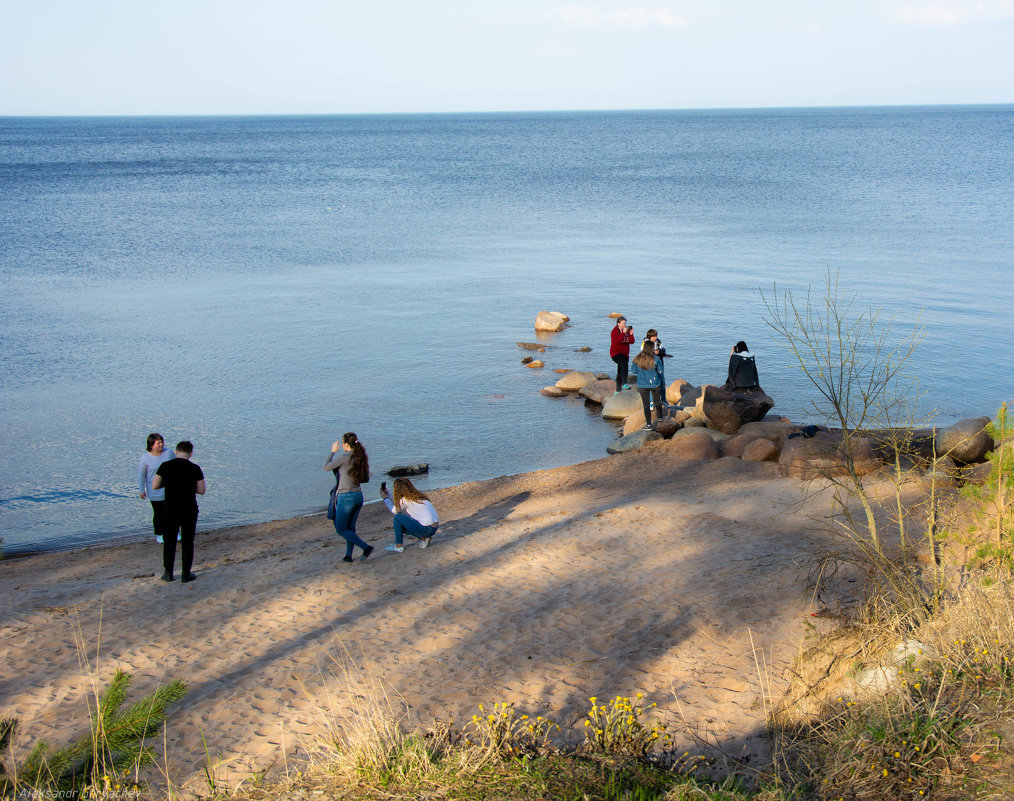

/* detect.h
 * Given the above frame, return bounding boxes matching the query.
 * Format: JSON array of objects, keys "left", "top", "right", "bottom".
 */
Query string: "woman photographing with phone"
[
  {"left": 380, "top": 478, "right": 439, "bottom": 552},
  {"left": 323, "top": 432, "right": 373, "bottom": 562}
]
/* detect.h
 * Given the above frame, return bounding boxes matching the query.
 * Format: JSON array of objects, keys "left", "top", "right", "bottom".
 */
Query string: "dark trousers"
[
  {"left": 612, "top": 354, "right": 629, "bottom": 392},
  {"left": 150, "top": 499, "right": 169, "bottom": 539},
  {"left": 639, "top": 386, "right": 663, "bottom": 427},
  {"left": 163, "top": 508, "right": 198, "bottom": 576}
]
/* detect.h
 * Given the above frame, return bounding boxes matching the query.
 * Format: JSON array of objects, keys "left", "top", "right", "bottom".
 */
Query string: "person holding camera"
[
  {"left": 642, "top": 329, "right": 671, "bottom": 361},
  {"left": 380, "top": 478, "right": 439, "bottom": 552},
  {"left": 609, "top": 316, "right": 636, "bottom": 393}
]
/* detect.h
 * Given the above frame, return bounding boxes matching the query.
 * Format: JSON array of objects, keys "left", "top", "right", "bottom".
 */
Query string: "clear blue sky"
[{"left": 2, "top": 0, "right": 1011, "bottom": 115}]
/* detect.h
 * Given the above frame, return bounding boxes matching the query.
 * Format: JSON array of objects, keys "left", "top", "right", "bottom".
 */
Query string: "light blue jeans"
[
  {"left": 393, "top": 512, "right": 438, "bottom": 546},
  {"left": 333, "top": 491, "right": 368, "bottom": 557}
]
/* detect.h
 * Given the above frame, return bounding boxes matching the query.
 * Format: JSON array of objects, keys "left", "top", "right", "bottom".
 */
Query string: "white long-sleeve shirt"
[{"left": 383, "top": 497, "right": 439, "bottom": 526}]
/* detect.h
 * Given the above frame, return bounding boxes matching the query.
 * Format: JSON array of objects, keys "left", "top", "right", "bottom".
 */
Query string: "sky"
[{"left": 1, "top": 0, "right": 1012, "bottom": 115}]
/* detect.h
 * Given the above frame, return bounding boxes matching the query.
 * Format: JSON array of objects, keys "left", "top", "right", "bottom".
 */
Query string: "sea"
[{"left": 1, "top": 106, "right": 1012, "bottom": 556}]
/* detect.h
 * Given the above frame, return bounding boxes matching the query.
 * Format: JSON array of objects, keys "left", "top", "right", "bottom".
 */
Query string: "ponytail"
[{"left": 343, "top": 432, "right": 371, "bottom": 484}]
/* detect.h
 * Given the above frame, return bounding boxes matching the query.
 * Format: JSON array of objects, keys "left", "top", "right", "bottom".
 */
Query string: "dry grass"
[{"left": 772, "top": 570, "right": 1014, "bottom": 800}]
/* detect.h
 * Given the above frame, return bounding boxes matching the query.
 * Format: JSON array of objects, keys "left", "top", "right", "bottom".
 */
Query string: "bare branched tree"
[{"left": 762, "top": 270, "right": 945, "bottom": 619}]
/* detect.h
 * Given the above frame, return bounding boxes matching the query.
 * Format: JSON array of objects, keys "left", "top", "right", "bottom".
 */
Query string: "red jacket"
[{"left": 610, "top": 325, "right": 635, "bottom": 358}]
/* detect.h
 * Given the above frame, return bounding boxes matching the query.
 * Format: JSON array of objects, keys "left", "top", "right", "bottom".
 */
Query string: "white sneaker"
[
  {"left": 156, "top": 535, "right": 164, "bottom": 544},
  {"left": 385, "top": 544, "right": 405, "bottom": 553},
  {"left": 419, "top": 537, "right": 432, "bottom": 549}
]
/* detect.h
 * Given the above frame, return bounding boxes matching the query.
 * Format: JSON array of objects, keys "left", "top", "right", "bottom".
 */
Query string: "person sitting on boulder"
[
  {"left": 632, "top": 340, "right": 664, "bottom": 431},
  {"left": 726, "top": 341, "right": 760, "bottom": 391},
  {"left": 381, "top": 478, "right": 439, "bottom": 552}
]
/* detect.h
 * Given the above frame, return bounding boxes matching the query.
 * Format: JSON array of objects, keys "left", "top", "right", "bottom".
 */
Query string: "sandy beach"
[{"left": 0, "top": 444, "right": 837, "bottom": 791}]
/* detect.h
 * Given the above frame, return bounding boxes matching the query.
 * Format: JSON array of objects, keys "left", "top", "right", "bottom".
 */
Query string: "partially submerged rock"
[
  {"left": 541, "top": 386, "right": 567, "bottom": 398},
  {"left": 516, "top": 342, "right": 546, "bottom": 351},
  {"left": 580, "top": 379, "right": 618, "bottom": 404},
  {"left": 526, "top": 360, "right": 544, "bottom": 368},
  {"left": 555, "top": 371, "right": 597, "bottom": 392},
  {"left": 535, "top": 311, "right": 568, "bottom": 332},
  {"left": 388, "top": 463, "right": 429, "bottom": 477}
]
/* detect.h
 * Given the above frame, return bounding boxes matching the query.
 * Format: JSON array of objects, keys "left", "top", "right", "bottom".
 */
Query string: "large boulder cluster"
[
  {"left": 548, "top": 366, "right": 995, "bottom": 480},
  {"left": 526, "top": 311, "right": 997, "bottom": 480}
]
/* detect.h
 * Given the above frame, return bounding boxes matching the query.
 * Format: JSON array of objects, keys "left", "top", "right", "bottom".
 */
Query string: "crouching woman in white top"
[{"left": 381, "top": 478, "right": 439, "bottom": 552}]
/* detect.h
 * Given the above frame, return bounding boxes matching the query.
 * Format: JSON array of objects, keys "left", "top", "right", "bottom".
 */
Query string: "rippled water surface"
[{"left": 1, "top": 107, "right": 1012, "bottom": 553}]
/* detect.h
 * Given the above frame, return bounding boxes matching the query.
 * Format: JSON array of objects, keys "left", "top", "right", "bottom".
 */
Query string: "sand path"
[{"left": 0, "top": 447, "right": 832, "bottom": 790}]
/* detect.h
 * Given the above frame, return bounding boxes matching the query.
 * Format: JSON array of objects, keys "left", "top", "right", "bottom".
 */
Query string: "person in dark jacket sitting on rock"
[
  {"left": 633, "top": 340, "right": 664, "bottom": 431},
  {"left": 726, "top": 341, "right": 760, "bottom": 391}
]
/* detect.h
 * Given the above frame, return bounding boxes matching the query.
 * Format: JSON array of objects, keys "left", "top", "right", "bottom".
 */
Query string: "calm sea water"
[{"left": 1, "top": 107, "right": 1012, "bottom": 555}]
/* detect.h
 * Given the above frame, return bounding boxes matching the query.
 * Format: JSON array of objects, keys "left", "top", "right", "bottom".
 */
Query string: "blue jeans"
[
  {"left": 392, "top": 513, "right": 438, "bottom": 546},
  {"left": 333, "top": 491, "right": 368, "bottom": 557}
]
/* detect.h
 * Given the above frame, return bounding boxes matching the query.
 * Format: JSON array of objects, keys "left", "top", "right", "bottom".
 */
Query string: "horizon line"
[{"left": 2, "top": 101, "right": 1012, "bottom": 120}]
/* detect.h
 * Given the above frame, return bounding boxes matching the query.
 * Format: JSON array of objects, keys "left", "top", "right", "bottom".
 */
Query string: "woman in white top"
[{"left": 381, "top": 478, "right": 439, "bottom": 553}]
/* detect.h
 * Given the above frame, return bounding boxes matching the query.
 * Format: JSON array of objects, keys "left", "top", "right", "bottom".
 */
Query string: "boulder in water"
[
  {"left": 535, "top": 311, "right": 568, "bottom": 332},
  {"left": 388, "top": 463, "right": 429, "bottom": 477}
]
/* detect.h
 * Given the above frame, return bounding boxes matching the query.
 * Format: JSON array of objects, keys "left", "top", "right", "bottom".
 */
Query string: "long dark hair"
[
  {"left": 343, "top": 432, "right": 370, "bottom": 484},
  {"left": 392, "top": 477, "right": 430, "bottom": 513},
  {"left": 632, "top": 340, "right": 657, "bottom": 370}
]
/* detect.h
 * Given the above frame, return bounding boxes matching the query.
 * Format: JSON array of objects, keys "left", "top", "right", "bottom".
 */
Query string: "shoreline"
[
  {"left": 1, "top": 462, "right": 602, "bottom": 559},
  {"left": 0, "top": 446, "right": 837, "bottom": 792}
]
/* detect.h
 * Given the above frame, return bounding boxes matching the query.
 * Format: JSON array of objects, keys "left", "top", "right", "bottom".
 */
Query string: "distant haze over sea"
[{"left": 1, "top": 106, "right": 1011, "bottom": 554}]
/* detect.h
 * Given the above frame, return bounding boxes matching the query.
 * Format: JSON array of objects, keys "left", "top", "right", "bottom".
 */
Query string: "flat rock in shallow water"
[
  {"left": 555, "top": 371, "right": 597, "bottom": 391},
  {"left": 541, "top": 386, "right": 567, "bottom": 398},
  {"left": 388, "top": 463, "right": 429, "bottom": 477}
]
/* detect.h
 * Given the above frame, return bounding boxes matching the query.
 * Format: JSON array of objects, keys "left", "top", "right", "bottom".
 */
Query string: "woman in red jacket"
[{"left": 610, "top": 316, "right": 636, "bottom": 392}]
